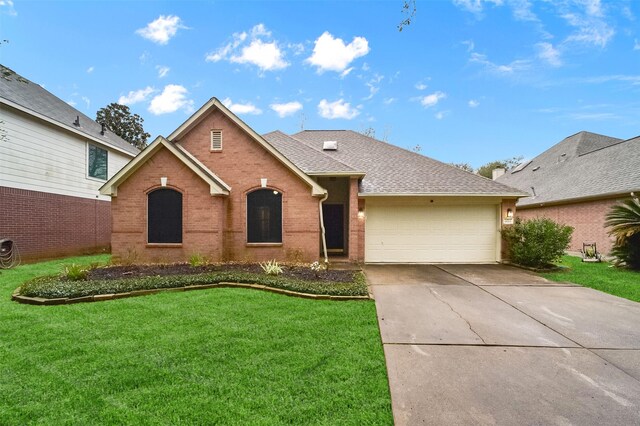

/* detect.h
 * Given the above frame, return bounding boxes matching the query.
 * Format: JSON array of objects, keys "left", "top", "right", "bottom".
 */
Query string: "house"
[
  {"left": 0, "top": 65, "right": 138, "bottom": 261},
  {"left": 496, "top": 131, "right": 640, "bottom": 254},
  {"left": 100, "top": 98, "right": 526, "bottom": 264}
]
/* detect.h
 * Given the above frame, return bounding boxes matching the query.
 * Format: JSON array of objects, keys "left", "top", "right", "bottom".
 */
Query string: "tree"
[
  {"left": 398, "top": 0, "right": 417, "bottom": 31},
  {"left": 450, "top": 162, "right": 475, "bottom": 173},
  {"left": 477, "top": 156, "right": 523, "bottom": 179},
  {"left": 605, "top": 197, "right": 640, "bottom": 270},
  {"left": 360, "top": 127, "right": 376, "bottom": 138},
  {"left": 96, "top": 103, "right": 150, "bottom": 150}
]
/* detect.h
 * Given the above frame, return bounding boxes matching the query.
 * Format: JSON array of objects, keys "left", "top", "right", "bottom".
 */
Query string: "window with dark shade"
[
  {"left": 148, "top": 189, "right": 183, "bottom": 244},
  {"left": 247, "top": 189, "right": 282, "bottom": 243},
  {"left": 88, "top": 144, "right": 108, "bottom": 180}
]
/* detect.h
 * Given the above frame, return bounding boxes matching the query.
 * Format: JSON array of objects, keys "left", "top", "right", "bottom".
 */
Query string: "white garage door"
[{"left": 365, "top": 200, "right": 499, "bottom": 263}]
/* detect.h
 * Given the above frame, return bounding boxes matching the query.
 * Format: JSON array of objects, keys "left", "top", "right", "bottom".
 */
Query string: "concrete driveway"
[{"left": 366, "top": 264, "right": 640, "bottom": 425}]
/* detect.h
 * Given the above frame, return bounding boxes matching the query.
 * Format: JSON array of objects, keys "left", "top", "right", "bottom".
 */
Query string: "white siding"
[
  {"left": 365, "top": 197, "right": 501, "bottom": 263},
  {"left": 0, "top": 106, "right": 133, "bottom": 201}
]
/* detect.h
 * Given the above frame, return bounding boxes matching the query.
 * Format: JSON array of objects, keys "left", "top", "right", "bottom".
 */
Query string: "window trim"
[
  {"left": 86, "top": 143, "right": 109, "bottom": 181},
  {"left": 246, "top": 187, "right": 283, "bottom": 244},
  {"left": 210, "top": 129, "right": 223, "bottom": 152},
  {"left": 146, "top": 187, "right": 184, "bottom": 245}
]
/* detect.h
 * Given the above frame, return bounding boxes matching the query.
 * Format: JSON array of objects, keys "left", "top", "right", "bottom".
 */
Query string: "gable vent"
[
  {"left": 323, "top": 140, "right": 337, "bottom": 151},
  {"left": 210, "top": 130, "right": 222, "bottom": 151}
]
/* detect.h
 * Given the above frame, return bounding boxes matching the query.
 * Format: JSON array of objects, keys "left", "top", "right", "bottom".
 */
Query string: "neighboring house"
[
  {"left": 496, "top": 131, "right": 640, "bottom": 254},
  {"left": 101, "top": 98, "right": 526, "bottom": 264},
  {"left": 0, "top": 66, "right": 138, "bottom": 261}
]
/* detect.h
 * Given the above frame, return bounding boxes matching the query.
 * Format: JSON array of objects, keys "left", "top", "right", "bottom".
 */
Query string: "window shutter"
[{"left": 211, "top": 130, "right": 222, "bottom": 151}]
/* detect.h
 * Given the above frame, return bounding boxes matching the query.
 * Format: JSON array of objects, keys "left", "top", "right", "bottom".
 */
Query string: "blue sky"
[{"left": 1, "top": 0, "right": 639, "bottom": 167}]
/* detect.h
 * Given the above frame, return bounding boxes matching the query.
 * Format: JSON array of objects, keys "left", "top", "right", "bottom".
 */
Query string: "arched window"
[
  {"left": 247, "top": 189, "right": 282, "bottom": 243},
  {"left": 148, "top": 188, "right": 182, "bottom": 243}
]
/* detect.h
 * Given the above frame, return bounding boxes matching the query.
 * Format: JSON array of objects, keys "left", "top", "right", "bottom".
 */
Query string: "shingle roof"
[
  {"left": 262, "top": 131, "right": 359, "bottom": 175},
  {"left": 496, "top": 131, "right": 640, "bottom": 207},
  {"left": 0, "top": 65, "right": 138, "bottom": 156},
  {"left": 290, "top": 130, "right": 526, "bottom": 196}
]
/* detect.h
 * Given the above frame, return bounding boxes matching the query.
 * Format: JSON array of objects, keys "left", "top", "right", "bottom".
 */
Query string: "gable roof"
[
  {"left": 168, "top": 98, "right": 326, "bottom": 197},
  {"left": 99, "top": 136, "right": 230, "bottom": 197},
  {"left": 497, "top": 131, "right": 640, "bottom": 207},
  {"left": 262, "top": 131, "right": 363, "bottom": 176},
  {"left": 291, "top": 130, "right": 527, "bottom": 197},
  {"left": 0, "top": 65, "right": 138, "bottom": 157}
]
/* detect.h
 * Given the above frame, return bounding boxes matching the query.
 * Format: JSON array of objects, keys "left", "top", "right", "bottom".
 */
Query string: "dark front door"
[{"left": 323, "top": 204, "right": 344, "bottom": 252}]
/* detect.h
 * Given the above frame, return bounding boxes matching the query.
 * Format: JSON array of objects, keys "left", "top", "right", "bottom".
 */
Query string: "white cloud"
[
  {"left": 435, "top": 111, "right": 450, "bottom": 120},
  {"left": 148, "top": 85, "right": 194, "bottom": 115},
  {"left": 415, "top": 82, "right": 428, "bottom": 90},
  {"left": 383, "top": 97, "right": 397, "bottom": 105},
  {"left": 0, "top": 0, "right": 17, "bottom": 16},
  {"left": 453, "top": 0, "right": 504, "bottom": 14},
  {"left": 136, "top": 15, "right": 187, "bottom": 45},
  {"left": 536, "top": 42, "right": 562, "bottom": 67},
  {"left": 462, "top": 40, "right": 475, "bottom": 52},
  {"left": 634, "top": 39, "right": 640, "bottom": 51},
  {"left": 364, "top": 74, "right": 384, "bottom": 101},
  {"left": 86, "top": 66, "right": 94, "bottom": 74},
  {"left": 81, "top": 96, "right": 90, "bottom": 109},
  {"left": 306, "top": 32, "right": 370, "bottom": 73},
  {"left": 139, "top": 51, "right": 151, "bottom": 63},
  {"left": 270, "top": 101, "right": 303, "bottom": 117},
  {"left": 317, "top": 99, "right": 360, "bottom": 119},
  {"left": 118, "top": 86, "right": 155, "bottom": 105},
  {"left": 470, "top": 52, "right": 531, "bottom": 74},
  {"left": 222, "top": 97, "right": 262, "bottom": 115},
  {"left": 509, "top": 0, "right": 538, "bottom": 21},
  {"left": 468, "top": 99, "right": 480, "bottom": 108},
  {"left": 362, "top": 62, "right": 370, "bottom": 71},
  {"left": 420, "top": 91, "right": 446, "bottom": 108},
  {"left": 288, "top": 43, "right": 305, "bottom": 55},
  {"left": 156, "top": 65, "right": 170, "bottom": 78},
  {"left": 340, "top": 67, "right": 354, "bottom": 78},
  {"left": 230, "top": 39, "right": 288, "bottom": 71},
  {"left": 206, "top": 24, "right": 288, "bottom": 72},
  {"left": 66, "top": 100, "right": 77, "bottom": 107}
]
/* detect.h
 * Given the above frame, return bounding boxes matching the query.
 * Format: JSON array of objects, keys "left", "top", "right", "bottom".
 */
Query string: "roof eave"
[
  {"left": 100, "top": 136, "right": 230, "bottom": 197},
  {"left": 517, "top": 188, "right": 640, "bottom": 208},
  {"left": 168, "top": 98, "right": 326, "bottom": 197},
  {"left": 358, "top": 192, "right": 528, "bottom": 198},
  {"left": 1, "top": 97, "right": 138, "bottom": 157},
  {"left": 307, "top": 171, "right": 366, "bottom": 177}
]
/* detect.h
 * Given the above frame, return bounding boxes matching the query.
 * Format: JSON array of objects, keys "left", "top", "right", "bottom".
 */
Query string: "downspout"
[{"left": 319, "top": 192, "right": 329, "bottom": 264}]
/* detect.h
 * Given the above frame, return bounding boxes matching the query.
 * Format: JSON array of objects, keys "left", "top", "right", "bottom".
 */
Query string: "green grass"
[
  {"left": 0, "top": 256, "right": 392, "bottom": 425},
  {"left": 541, "top": 255, "right": 640, "bottom": 302}
]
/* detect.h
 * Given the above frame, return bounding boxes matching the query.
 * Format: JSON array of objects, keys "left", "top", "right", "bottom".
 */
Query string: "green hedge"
[{"left": 18, "top": 271, "right": 368, "bottom": 299}]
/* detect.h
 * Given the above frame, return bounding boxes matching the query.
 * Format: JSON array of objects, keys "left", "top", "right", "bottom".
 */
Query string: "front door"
[{"left": 323, "top": 204, "right": 345, "bottom": 253}]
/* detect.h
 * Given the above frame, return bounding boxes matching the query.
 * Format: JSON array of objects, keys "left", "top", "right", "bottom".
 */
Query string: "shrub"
[
  {"left": 605, "top": 198, "right": 640, "bottom": 270},
  {"left": 188, "top": 253, "right": 209, "bottom": 268},
  {"left": 502, "top": 218, "right": 573, "bottom": 268},
  {"left": 62, "top": 264, "right": 88, "bottom": 281},
  {"left": 259, "top": 259, "right": 283, "bottom": 275}
]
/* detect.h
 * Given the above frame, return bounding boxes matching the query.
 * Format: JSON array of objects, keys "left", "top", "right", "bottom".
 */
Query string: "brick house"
[
  {"left": 0, "top": 65, "right": 138, "bottom": 261},
  {"left": 496, "top": 131, "right": 640, "bottom": 254},
  {"left": 101, "top": 98, "right": 526, "bottom": 264}
]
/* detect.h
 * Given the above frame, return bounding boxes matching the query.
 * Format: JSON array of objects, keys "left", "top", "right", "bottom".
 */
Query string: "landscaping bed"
[{"left": 16, "top": 262, "right": 368, "bottom": 301}]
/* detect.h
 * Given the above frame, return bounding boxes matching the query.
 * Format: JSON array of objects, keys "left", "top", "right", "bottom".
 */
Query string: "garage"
[{"left": 364, "top": 198, "right": 500, "bottom": 263}]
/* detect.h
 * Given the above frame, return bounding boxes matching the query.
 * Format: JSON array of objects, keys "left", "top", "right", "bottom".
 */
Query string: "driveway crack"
[{"left": 427, "top": 287, "right": 486, "bottom": 344}]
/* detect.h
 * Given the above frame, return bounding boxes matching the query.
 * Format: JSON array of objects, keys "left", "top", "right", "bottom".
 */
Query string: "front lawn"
[
  {"left": 0, "top": 255, "right": 392, "bottom": 425},
  {"left": 541, "top": 255, "right": 640, "bottom": 302}
]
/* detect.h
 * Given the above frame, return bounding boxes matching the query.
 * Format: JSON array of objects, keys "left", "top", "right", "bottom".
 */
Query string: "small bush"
[
  {"left": 188, "top": 253, "right": 209, "bottom": 268},
  {"left": 606, "top": 198, "right": 640, "bottom": 270},
  {"left": 259, "top": 259, "right": 283, "bottom": 275},
  {"left": 62, "top": 264, "right": 88, "bottom": 281},
  {"left": 502, "top": 218, "right": 573, "bottom": 268},
  {"left": 18, "top": 270, "right": 368, "bottom": 299}
]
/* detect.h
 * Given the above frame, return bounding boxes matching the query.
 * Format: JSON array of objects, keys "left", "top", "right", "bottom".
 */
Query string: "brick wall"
[
  {"left": 0, "top": 186, "right": 110, "bottom": 261},
  {"left": 517, "top": 198, "right": 621, "bottom": 254},
  {"left": 111, "top": 106, "right": 321, "bottom": 264}
]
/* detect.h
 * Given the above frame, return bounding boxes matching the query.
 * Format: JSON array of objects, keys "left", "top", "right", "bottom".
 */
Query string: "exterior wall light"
[
  {"left": 261, "top": 178, "right": 267, "bottom": 188},
  {"left": 357, "top": 208, "right": 365, "bottom": 219},
  {"left": 506, "top": 208, "right": 513, "bottom": 218},
  {"left": 160, "top": 177, "right": 168, "bottom": 187}
]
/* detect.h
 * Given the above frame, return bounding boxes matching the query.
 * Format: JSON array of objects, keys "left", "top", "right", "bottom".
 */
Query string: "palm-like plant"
[{"left": 605, "top": 197, "right": 640, "bottom": 270}]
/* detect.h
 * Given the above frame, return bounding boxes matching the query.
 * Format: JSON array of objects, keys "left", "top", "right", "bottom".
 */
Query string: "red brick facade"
[
  {"left": 111, "top": 107, "right": 323, "bottom": 264},
  {"left": 516, "top": 198, "right": 621, "bottom": 254},
  {"left": 0, "top": 186, "right": 111, "bottom": 261}
]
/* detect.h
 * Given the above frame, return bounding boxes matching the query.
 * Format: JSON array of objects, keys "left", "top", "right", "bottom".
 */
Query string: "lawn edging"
[{"left": 12, "top": 281, "right": 371, "bottom": 305}]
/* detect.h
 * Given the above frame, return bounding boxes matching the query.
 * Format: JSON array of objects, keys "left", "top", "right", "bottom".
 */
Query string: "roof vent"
[
  {"left": 323, "top": 140, "right": 337, "bottom": 151},
  {"left": 532, "top": 166, "right": 540, "bottom": 171},
  {"left": 100, "top": 123, "right": 106, "bottom": 136},
  {"left": 73, "top": 116, "right": 80, "bottom": 127}
]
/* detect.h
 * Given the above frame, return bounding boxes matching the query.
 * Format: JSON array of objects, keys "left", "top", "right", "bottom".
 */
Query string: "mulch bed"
[{"left": 88, "top": 263, "right": 354, "bottom": 283}]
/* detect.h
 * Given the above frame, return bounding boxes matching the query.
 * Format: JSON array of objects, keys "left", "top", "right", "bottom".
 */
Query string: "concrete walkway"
[{"left": 366, "top": 264, "right": 640, "bottom": 425}]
